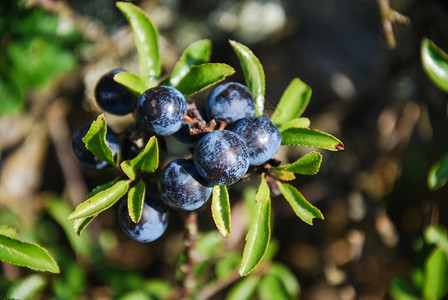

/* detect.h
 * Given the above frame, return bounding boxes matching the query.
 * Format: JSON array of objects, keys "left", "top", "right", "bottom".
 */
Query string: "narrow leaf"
[
  {"left": 117, "top": 2, "right": 161, "bottom": 87},
  {"left": 7, "top": 274, "right": 47, "bottom": 300},
  {"left": 428, "top": 154, "right": 448, "bottom": 190},
  {"left": 128, "top": 180, "right": 146, "bottom": 223},
  {"left": 82, "top": 114, "right": 115, "bottom": 165},
  {"left": 268, "top": 263, "right": 301, "bottom": 298},
  {"left": 272, "top": 170, "right": 296, "bottom": 181},
  {"left": 229, "top": 40, "right": 265, "bottom": 116},
  {"left": 257, "top": 274, "right": 290, "bottom": 300},
  {"left": 239, "top": 181, "right": 271, "bottom": 276},
  {"left": 278, "top": 117, "right": 311, "bottom": 132},
  {"left": 170, "top": 39, "right": 212, "bottom": 86},
  {"left": 0, "top": 234, "right": 59, "bottom": 273},
  {"left": 0, "top": 225, "right": 17, "bottom": 239},
  {"left": 271, "top": 78, "right": 312, "bottom": 126},
  {"left": 67, "top": 180, "right": 130, "bottom": 220},
  {"left": 278, "top": 182, "right": 323, "bottom": 225},
  {"left": 114, "top": 72, "right": 146, "bottom": 95},
  {"left": 275, "top": 151, "right": 322, "bottom": 175},
  {"left": 174, "top": 63, "right": 235, "bottom": 97},
  {"left": 121, "top": 136, "right": 159, "bottom": 180},
  {"left": 212, "top": 185, "right": 231, "bottom": 238},
  {"left": 226, "top": 276, "right": 260, "bottom": 300},
  {"left": 423, "top": 247, "right": 448, "bottom": 299},
  {"left": 281, "top": 127, "right": 344, "bottom": 151},
  {"left": 425, "top": 225, "right": 448, "bottom": 256},
  {"left": 421, "top": 37, "right": 448, "bottom": 93},
  {"left": 389, "top": 276, "right": 420, "bottom": 300}
]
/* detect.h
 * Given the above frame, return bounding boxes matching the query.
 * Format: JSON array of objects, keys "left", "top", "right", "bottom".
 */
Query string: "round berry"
[
  {"left": 71, "top": 122, "right": 119, "bottom": 170},
  {"left": 159, "top": 159, "right": 212, "bottom": 211},
  {"left": 229, "top": 116, "right": 281, "bottom": 166},
  {"left": 118, "top": 195, "right": 169, "bottom": 243},
  {"left": 136, "top": 86, "right": 187, "bottom": 136},
  {"left": 194, "top": 130, "right": 249, "bottom": 186},
  {"left": 94, "top": 69, "right": 138, "bottom": 115},
  {"left": 205, "top": 82, "right": 255, "bottom": 123}
]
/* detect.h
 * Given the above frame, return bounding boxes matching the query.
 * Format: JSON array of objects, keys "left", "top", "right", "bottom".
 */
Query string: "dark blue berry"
[
  {"left": 94, "top": 69, "right": 138, "bottom": 115},
  {"left": 194, "top": 130, "right": 249, "bottom": 186},
  {"left": 71, "top": 122, "right": 119, "bottom": 170},
  {"left": 118, "top": 194, "right": 169, "bottom": 243},
  {"left": 136, "top": 86, "right": 187, "bottom": 136},
  {"left": 159, "top": 159, "right": 212, "bottom": 211},
  {"left": 205, "top": 82, "right": 255, "bottom": 123},
  {"left": 229, "top": 116, "right": 281, "bottom": 166}
]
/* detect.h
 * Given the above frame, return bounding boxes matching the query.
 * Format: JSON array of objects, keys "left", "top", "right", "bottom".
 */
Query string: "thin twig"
[{"left": 377, "top": 0, "right": 410, "bottom": 49}]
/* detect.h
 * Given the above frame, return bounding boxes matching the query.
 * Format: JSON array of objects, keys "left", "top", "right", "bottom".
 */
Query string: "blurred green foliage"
[{"left": 0, "top": 1, "right": 83, "bottom": 115}]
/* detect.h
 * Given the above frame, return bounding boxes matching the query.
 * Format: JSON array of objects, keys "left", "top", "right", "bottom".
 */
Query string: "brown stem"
[{"left": 181, "top": 211, "right": 199, "bottom": 299}]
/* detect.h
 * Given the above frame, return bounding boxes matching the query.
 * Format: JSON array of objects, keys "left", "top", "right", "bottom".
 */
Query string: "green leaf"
[
  {"left": 170, "top": 39, "right": 212, "bottom": 86},
  {"left": 272, "top": 170, "right": 296, "bottom": 181},
  {"left": 121, "top": 136, "right": 159, "bottom": 180},
  {"left": 425, "top": 225, "right": 448, "bottom": 256},
  {"left": 271, "top": 78, "right": 312, "bottom": 127},
  {"left": 428, "top": 154, "right": 448, "bottom": 190},
  {"left": 196, "top": 231, "right": 224, "bottom": 257},
  {"left": 72, "top": 181, "right": 115, "bottom": 236},
  {"left": 7, "top": 274, "right": 47, "bottom": 300},
  {"left": 212, "top": 185, "right": 231, "bottom": 238},
  {"left": 389, "top": 276, "right": 420, "bottom": 300},
  {"left": 257, "top": 274, "right": 291, "bottom": 300},
  {"left": 278, "top": 182, "right": 323, "bottom": 225},
  {"left": 127, "top": 181, "right": 146, "bottom": 223},
  {"left": 114, "top": 72, "right": 146, "bottom": 95},
  {"left": 423, "top": 247, "right": 448, "bottom": 299},
  {"left": 421, "top": 37, "right": 448, "bottom": 93},
  {"left": 278, "top": 117, "right": 311, "bottom": 132},
  {"left": 82, "top": 114, "right": 115, "bottom": 165},
  {"left": 229, "top": 40, "right": 265, "bottom": 116},
  {"left": 0, "top": 234, "right": 59, "bottom": 273},
  {"left": 0, "top": 225, "right": 17, "bottom": 239},
  {"left": 268, "top": 263, "right": 301, "bottom": 298},
  {"left": 216, "top": 254, "right": 241, "bottom": 279},
  {"left": 117, "top": 2, "right": 161, "bottom": 87},
  {"left": 226, "top": 276, "right": 260, "bottom": 300},
  {"left": 275, "top": 151, "right": 322, "bottom": 175},
  {"left": 46, "top": 197, "right": 91, "bottom": 259},
  {"left": 281, "top": 127, "right": 344, "bottom": 151},
  {"left": 67, "top": 180, "right": 130, "bottom": 220},
  {"left": 174, "top": 63, "right": 235, "bottom": 97},
  {"left": 239, "top": 179, "right": 271, "bottom": 276}
]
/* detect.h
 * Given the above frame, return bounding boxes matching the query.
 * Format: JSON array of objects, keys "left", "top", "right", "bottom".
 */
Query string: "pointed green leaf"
[
  {"left": 0, "top": 225, "right": 17, "bottom": 239},
  {"left": 229, "top": 40, "right": 265, "bottom": 116},
  {"left": 421, "top": 37, "right": 448, "bottom": 93},
  {"left": 281, "top": 127, "right": 344, "bottom": 151},
  {"left": 7, "top": 274, "right": 47, "bottom": 300},
  {"left": 272, "top": 170, "right": 296, "bottom": 181},
  {"left": 278, "top": 117, "right": 311, "bottom": 132},
  {"left": 271, "top": 78, "right": 312, "bottom": 127},
  {"left": 0, "top": 234, "right": 59, "bottom": 273},
  {"left": 46, "top": 197, "right": 90, "bottom": 259},
  {"left": 268, "top": 263, "right": 301, "bottom": 298},
  {"left": 389, "top": 276, "right": 420, "bottom": 300},
  {"left": 121, "top": 136, "right": 159, "bottom": 180},
  {"left": 212, "top": 185, "right": 231, "bottom": 237},
  {"left": 170, "top": 39, "right": 212, "bottom": 86},
  {"left": 174, "top": 63, "right": 235, "bottom": 97},
  {"left": 257, "top": 274, "right": 290, "bottom": 300},
  {"left": 113, "top": 72, "right": 146, "bottom": 95},
  {"left": 117, "top": 2, "right": 161, "bottom": 87},
  {"left": 423, "top": 247, "right": 448, "bottom": 299},
  {"left": 428, "top": 153, "right": 448, "bottom": 190},
  {"left": 240, "top": 179, "right": 271, "bottom": 276},
  {"left": 278, "top": 182, "right": 323, "bottom": 225},
  {"left": 275, "top": 151, "right": 322, "bottom": 175},
  {"left": 67, "top": 180, "right": 130, "bottom": 220},
  {"left": 72, "top": 181, "right": 116, "bottom": 236},
  {"left": 82, "top": 114, "right": 115, "bottom": 165},
  {"left": 425, "top": 225, "right": 448, "bottom": 256},
  {"left": 226, "top": 276, "right": 260, "bottom": 300},
  {"left": 128, "top": 180, "right": 146, "bottom": 223}
]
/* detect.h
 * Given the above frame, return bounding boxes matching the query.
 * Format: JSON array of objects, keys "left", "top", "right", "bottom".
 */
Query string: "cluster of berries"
[{"left": 71, "top": 69, "right": 281, "bottom": 242}]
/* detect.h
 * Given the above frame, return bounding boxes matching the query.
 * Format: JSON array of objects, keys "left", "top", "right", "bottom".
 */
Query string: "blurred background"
[{"left": 1, "top": 0, "right": 448, "bottom": 299}]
